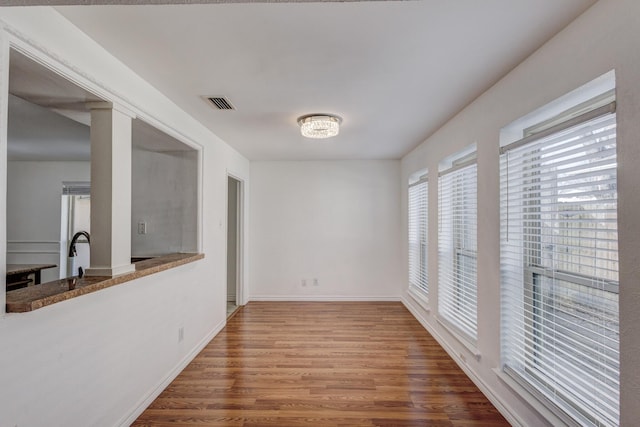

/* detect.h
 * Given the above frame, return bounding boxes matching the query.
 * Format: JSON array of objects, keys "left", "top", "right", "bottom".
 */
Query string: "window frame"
[
  {"left": 408, "top": 170, "right": 428, "bottom": 302},
  {"left": 500, "top": 99, "right": 619, "bottom": 427},
  {"left": 438, "top": 150, "right": 478, "bottom": 344}
]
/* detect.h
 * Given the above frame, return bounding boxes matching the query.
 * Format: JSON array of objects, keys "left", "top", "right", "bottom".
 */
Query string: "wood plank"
[{"left": 133, "top": 302, "right": 508, "bottom": 426}]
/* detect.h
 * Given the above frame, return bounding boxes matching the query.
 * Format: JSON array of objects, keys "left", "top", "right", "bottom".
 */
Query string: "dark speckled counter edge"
[{"left": 6, "top": 253, "right": 204, "bottom": 313}]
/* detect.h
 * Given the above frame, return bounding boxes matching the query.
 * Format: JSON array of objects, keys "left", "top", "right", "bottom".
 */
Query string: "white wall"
[
  {"left": 0, "top": 7, "right": 250, "bottom": 427},
  {"left": 400, "top": 0, "right": 640, "bottom": 425},
  {"left": 131, "top": 148, "right": 198, "bottom": 256},
  {"left": 6, "top": 161, "right": 90, "bottom": 282},
  {"left": 250, "top": 160, "right": 401, "bottom": 300}
]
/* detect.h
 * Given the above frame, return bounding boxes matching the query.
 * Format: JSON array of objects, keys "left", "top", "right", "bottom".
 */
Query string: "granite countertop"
[{"left": 5, "top": 253, "right": 204, "bottom": 313}]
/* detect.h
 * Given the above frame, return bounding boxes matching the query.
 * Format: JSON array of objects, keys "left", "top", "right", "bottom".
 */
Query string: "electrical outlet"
[
  {"left": 301, "top": 279, "right": 307, "bottom": 287},
  {"left": 137, "top": 221, "right": 147, "bottom": 235},
  {"left": 178, "top": 327, "right": 184, "bottom": 342},
  {"left": 313, "top": 278, "right": 319, "bottom": 286}
]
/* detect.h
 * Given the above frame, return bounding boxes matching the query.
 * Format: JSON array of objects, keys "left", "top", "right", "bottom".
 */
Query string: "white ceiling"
[
  {"left": 8, "top": 94, "right": 91, "bottom": 161},
  {"left": 8, "top": 49, "right": 97, "bottom": 161},
  {"left": 53, "top": 1, "right": 596, "bottom": 160}
]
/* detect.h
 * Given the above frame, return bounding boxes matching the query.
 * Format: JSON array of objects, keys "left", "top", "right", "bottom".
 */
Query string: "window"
[
  {"left": 438, "top": 150, "right": 477, "bottom": 341},
  {"left": 408, "top": 171, "right": 428, "bottom": 298},
  {"left": 500, "top": 102, "right": 618, "bottom": 426}
]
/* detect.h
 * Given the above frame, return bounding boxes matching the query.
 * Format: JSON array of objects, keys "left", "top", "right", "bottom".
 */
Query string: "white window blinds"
[
  {"left": 500, "top": 104, "right": 618, "bottom": 427},
  {"left": 408, "top": 174, "right": 428, "bottom": 296},
  {"left": 438, "top": 159, "right": 477, "bottom": 341}
]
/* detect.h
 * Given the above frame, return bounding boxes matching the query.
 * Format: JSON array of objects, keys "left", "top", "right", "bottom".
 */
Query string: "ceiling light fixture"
[{"left": 297, "top": 114, "right": 342, "bottom": 139}]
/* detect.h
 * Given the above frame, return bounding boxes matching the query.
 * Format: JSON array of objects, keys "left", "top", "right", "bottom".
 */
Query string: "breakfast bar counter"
[{"left": 5, "top": 253, "right": 204, "bottom": 313}]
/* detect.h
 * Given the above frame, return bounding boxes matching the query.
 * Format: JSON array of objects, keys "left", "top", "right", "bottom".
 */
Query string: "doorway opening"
[
  {"left": 60, "top": 182, "right": 91, "bottom": 279},
  {"left": 227, "top": 175, "right": 243, "bottom": 319}
]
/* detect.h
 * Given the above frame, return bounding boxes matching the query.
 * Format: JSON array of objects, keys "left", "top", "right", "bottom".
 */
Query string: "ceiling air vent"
[{"left": 207, "top": 96, "right": 235, "bottom": 110}]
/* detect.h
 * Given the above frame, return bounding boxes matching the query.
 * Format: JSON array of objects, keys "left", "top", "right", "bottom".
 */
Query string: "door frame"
[{"left": 227, "top": 173, "right": 246, "bottom": 307}]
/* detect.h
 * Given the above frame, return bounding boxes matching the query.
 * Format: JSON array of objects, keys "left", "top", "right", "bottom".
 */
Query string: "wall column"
[
  {"left": 85, "top": 102, "right": 135, "bottom": 277},
  {"left": 0, "top": 32, "right": 9, "bottom": 312}
]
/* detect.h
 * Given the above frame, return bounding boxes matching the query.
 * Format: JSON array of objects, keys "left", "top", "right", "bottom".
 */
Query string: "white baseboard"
[
  {"left": 249, "top": 295, "right": 401, "bottom": 302},
  {"left": 401, "top": 296, "right": 526, "bottom": 427},
  {"left": 117, "top": 319, "right": 226, "bottom": 427}
]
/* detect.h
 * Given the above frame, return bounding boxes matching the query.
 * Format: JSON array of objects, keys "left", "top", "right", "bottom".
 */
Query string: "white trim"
[
  {"left": 500, "top": 70, "right": 616, "bottom": 147},
  {"left": 85, "top": 264, "right": 135, "bottom": 277},
  {"left": 194, "top": 146, "right": 204, "bottom": 254},
  {"left": 435, "top": 315, "right": 481, "bottom": 360},
  {"left": 236, "top": 178, "right": 245, "bottom": 306},
  {"left": 437, "top": 157, "right": 477, "bottom": 177},
  {"left": 7, "top": 241, "right": 61, "bottom": 255},
  {"left": 408, "top": 167, "right": 428, "bottom": 185},
  {"left": 408, "top": 286, "right": 430, "bottom": 312},
  {"left": 493, "top": 368, "right": 580, "bottom": 427},
  {"left": 86, "top": 100, "right": 137, "bottom": 119},
  {"left": 6, "top": 250, "right": 60, "bottom": 255},
  {"left": 6, "top": 240, "right": 60, "bottom": 244},
  {"left": 0, "top": 26, "right": 9, "bottom": 316},
  {"left": 117, "top": 319, "right": 226, "bottom": 427},
  {"left": 227, "top": 172, "right": 246, "bottom": 307},
  {"left": 438, "top": 142, "right": 477, "bottom": 173},
  {"left": 249, "top": 295, "right": 401, "bottom": 302},
  {"left": 500, "top": 101, "right": 616, "bottom": 154},
  {"left": 402, "top": 296, "right": 526, "bottom": 427}
]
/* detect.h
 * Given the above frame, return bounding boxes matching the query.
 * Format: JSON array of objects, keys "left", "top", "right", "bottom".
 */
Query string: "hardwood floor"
[{"left": 133, "top": 302, "right": 509, "bottom": 426}]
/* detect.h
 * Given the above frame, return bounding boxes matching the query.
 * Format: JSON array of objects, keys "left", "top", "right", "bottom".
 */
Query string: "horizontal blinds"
[
  {"left": 438, "top": 162, "right": 477, "bottom": 340},
  {"left": 408, "top": 178, "right": 428, "bottom": 295},
  {"left": 500, "top": 112, "right": 619, "bottom": 426}
]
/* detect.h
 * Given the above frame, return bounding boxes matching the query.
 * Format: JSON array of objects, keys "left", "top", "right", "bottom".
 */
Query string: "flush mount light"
[{"left": 297, "top": 114, "right": 342, "bottom": 139}]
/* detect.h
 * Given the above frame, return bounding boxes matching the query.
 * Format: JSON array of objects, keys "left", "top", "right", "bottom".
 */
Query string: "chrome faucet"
[{"left": 68, "top": 231, "right": 90, "bottom": 257}]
